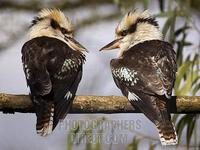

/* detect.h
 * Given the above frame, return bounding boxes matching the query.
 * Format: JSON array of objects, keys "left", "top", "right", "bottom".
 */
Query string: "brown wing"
[
  {"left": 22, "top": 36, "right": 85, "bottom": 135},
  {"left": 111, "top": 40, "right": 176, "bottom": 98},
  {"left": 110, "top": 40, "right": 177, "bottom": 145}
]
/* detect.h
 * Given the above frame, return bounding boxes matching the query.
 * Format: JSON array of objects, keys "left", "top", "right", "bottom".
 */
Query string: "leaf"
[
  {"left": 193, "top": 53, "right": 200, "bottom": 62},
  {"left": 162, "top": 17, "right": 172, "bottom": 38},
  {"left": 74, "top": 117, "right": 106, "bottom": 146},
  {"left": 85, "top": 142, "right": 92, "bottom": 150},
  {"left": 172, "top": 114, "right": 179, "bottom": 124},
  {"left": 157, "top": 0, "right": 164, "bottom": 12},
  {"left": 142, "top": 0, "right": 148, "bottom": 9},
  {"left": 67, "top": 133, "right": 73, "bottom": 150},
  {"left": 154, "top": 11, "right": 173, "bottom": 17},
  {"left": 176, "top": 115, "right": 187, "bottom": 141},
  {"left": 174, "top": 61, "right": 192, "bottom": 94},
  {"left": 94, "top": 129, "right": 103, "bottom": 150},
  {"left": 169, "top": 10, "right": 176, "bottom": 44},
  {"left": 174, "top": 59, "right": 199, "bottom": 95},
  {"left": 176, "top": 115, "right": 196, "bottom": 143},
  {"left": 185, "top": 55, "right": 191, "bottom": 62},
  {"left": 191, "top": 76, "right": 200, "bottom": 86},
  {"left": 176, "top": 41, "right": 192, "bottom": 47},
  {"left": 66, "top": 122, "right": 80, "bottom": 150},
  {"left": 175, "top": 26, "right": 190, "bottom": 37},
  {"left": 176, "top": 41, "right": 183, "bottom": 66},
  {"left": 186, "top": 118, "right": 195, "bottom": 148},
  {"left": 83, "top": 125, "right": 95, "bottom": 150},
  {"left": 192, "top": 83, "right": 200, "bottom": 95},
  {"left": 179, "top": 70, "right": 199, "bottom": 95},
  {"left": 149, "top": 143, "right": 156, "bottom": 150},
  {"left": 125, "top": 137, "right": 140, "bottom": 150}
]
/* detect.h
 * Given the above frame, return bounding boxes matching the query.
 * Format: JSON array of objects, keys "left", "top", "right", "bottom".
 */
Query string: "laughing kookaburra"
[
  {"left": 100, "top": 10, "right": 177, "bottom": 145},
  {"left": 22, "top": 9, "right": 87, "bottom": 136}
]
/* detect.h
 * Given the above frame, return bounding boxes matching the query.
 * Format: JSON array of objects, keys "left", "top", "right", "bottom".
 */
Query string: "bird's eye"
[
  {"left": 121, "top": 30, "right": 128, "bottom": 36},
  {"left": 61, "top": 28, "right": 68, "bottom": 34}
]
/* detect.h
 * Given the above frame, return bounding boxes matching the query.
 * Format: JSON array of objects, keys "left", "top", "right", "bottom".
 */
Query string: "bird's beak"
[
  {"left": 99, "top": 38, "right": 122, "bottom": 51},
  {"left": 65, "top": 36, "right": 88, "bottom": 52}
]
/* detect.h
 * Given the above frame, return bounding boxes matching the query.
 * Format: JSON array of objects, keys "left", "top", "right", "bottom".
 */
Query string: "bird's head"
[
  {"left": 100, "top": 10, "right": 162, "bottom": 57},
  {"left": 28, "top": 8, "right": 87, "bottom": 52}
]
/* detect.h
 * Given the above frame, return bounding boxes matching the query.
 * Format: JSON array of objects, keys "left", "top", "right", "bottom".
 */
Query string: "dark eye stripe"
[
  {"left": 118, "top": 17, "right": 158, "bottom": 36},
  {"left": 61, "top": 28, "right": 67, "bottom": 34},
  {"left": 119, "top": 23, "right": 136, "bottom": 36},
  {"left": 50, "top": 19, "right": 60, "bottom": 29},
  {"left": 50, "top": 19, "right": 73, "bottom": 35}
]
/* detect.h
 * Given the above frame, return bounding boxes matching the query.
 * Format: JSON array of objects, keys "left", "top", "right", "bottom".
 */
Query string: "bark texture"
[{"left": 0, "top": 93, "right": 199, "bottom": 114}]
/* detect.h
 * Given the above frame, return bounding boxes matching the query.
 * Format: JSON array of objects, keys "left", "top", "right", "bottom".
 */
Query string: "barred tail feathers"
[
  {"left": 35, "top": 101, "right": 54, "bottom": 136},
  {"left": 157, "top": 122, "right": 178, "bottom": 145}
]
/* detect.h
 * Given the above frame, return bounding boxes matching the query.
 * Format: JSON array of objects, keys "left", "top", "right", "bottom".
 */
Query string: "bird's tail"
[
  {"left": 156, "top": 121, "right": 178, "bottom": 145},
  {"left": 34, "top": 98, "right": 54, "bottom": 136},
  {"left": 154, "top": 97, "right": 178, "bottom": 145}
]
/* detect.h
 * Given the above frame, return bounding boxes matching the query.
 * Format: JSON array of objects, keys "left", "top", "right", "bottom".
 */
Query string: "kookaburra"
[
  {"left": 100, "top": 10, "right": 177, "bottom": 145},
  {"left": 21, "top": 9, "right": 87, "bottom": 136}
]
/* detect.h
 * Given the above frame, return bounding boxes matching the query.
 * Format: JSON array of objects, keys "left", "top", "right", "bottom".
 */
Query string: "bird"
[
  {"left": 100, "top": 10, "right": 177, "bottom": 145},
  {"left": 21, "top": 8, "right": 87, "bottom": 136}
]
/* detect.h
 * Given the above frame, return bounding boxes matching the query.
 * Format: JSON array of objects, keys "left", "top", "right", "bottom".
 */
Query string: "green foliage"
[
  {"left": 125, "top": 137, "right": 140, "bottom": 150},
  {"left": 174, "top": 58, "right": 199, "bottom": 95},
  {"left": 148, "top": 143, "right": 156, "bottom": 150},
  {"left": 66, "top": 117, "right": 105, "bottom": 150},
  {"left": 173, "top": 114, "right": 200, "bottom": 148},
  {"left": 67, "top": 122, "right": 80, "bottom": 150}
]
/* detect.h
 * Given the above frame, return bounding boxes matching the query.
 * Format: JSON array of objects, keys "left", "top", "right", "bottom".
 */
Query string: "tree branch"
[{"left": 0, "top": 93, "right": 200, "bottom": 114}]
